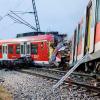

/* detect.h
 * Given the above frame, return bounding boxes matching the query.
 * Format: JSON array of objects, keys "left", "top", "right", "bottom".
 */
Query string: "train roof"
[
  {"left": 16, "top": 31, "right": 58, "bottom": 38},
  {"left": 0, "top": 34, "right": 54, "bottom": 44}
]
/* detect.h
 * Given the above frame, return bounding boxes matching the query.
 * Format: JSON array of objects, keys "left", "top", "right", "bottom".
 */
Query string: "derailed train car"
[
  {"left": 70, "top": 0, "right": 100, "bottom": 72},
  {"left": 0, "top": 34, "right": 62, "bottom": 68}
]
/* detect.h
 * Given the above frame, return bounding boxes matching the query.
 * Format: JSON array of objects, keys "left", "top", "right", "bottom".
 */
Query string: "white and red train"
[
  {"left": 70, "top": 0, "right": 100, "bottom": 72},
  {"left": 0, "top": 34, "right": 62, "bottom": 68}
]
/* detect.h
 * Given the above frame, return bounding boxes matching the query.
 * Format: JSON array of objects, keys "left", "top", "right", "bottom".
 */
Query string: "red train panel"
[
  {"left": 31, "top": 41, "right": 49, "bottom": 62},
  {"left": 77, "top": 37, "right": 82, "bottom": 56},
  {"left": 95, "top": 23, "right": 100, "bottom": 43},
  {"left": 0, "top": 45, "right": 2, "bottom": 58},
  {"left": 95, "top": 23, "right": 100, "bottom": 51},
  {"left": 8, "top": 44, "right": 20, "bottom": 59}
]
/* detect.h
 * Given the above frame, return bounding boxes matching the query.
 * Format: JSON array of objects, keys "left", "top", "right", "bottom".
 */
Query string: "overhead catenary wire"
[
  {"left": 7, "top": 14, "right": 37, "bottom": 30},
  {"left": 9, "top": 11, "right": 37, "bottom": 31},
  {"left": 0, "top": 0, "right": 23, "bottom": 33},
  {"left": 0, "top": 10, "right": 37, "bottom": 32},
  {"left": 0, "top": 0, "right": 34, "bottom": 33},
  {"left": 10, "top": 11, "right": 34, "bottom": 14},
  {"left": 7, "top": 14, "right": 21, "bottom": 23},
  {"left": 0, "top": 0, "right": 40, "bottom": 37},
  {"left": 0, "top": 0, "right": 24, "bottom": 22}
]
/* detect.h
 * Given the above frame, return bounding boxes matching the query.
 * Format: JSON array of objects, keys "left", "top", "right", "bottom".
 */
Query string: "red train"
[
  {"left": 0, "top": 34, "right": 62, "bottom": 68},
  {"left": 69, "top": 0, "right": 100, "bottom": 73}
]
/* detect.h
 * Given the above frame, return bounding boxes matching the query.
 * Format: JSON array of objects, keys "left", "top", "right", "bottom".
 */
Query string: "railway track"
[
  {"left": 28, "top": 67, "right": 100, "bottom": 77},
  {"left": 17, "top": 67, "right": 100, "bottom": 93}
]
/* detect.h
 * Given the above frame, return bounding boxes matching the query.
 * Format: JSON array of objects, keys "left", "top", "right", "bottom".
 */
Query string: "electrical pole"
[{"left": 32, "top": 0, "right": 40, "bottom": 32}]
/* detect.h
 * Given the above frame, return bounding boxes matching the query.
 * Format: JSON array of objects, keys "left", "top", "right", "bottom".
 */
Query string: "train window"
[
  {"left": 31, "top": 44, "right": 38, "bottom": 54},
  {"left": 0, "top": 46, "right": 2, "bottom": 53},
  {"left": 2, "top": 46, "right": 7, "bottom": 54},
  {"left": 97, "top": 0, "right": 100, "bottom": 21},
  {"left": 27, "top": 45, "right": 30, "bottom": 54},
  {"left": 21, "top": 45, "right": 24, "bottom": 54},
  {"left": 3, "top": 46, "right": 4, "bottom": 53},
  {"left": 6, "top": 46, "right": 7, "bottom": 54},
  {"left": 16, "top": 45, "right": 20, "bottom": 54},
  {"left": 8, "top": 46, "right": 13, "bottom": 54},
  {"left": 77, "top": 24, "right": 80, "bottom": 44}
]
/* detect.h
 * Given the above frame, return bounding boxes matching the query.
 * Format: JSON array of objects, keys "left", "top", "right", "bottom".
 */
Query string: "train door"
[
  {"left": 20, "top": 42, "right": 25, "bottom": 57},
  {"left": 26, "top": 42, "right": 31, "bottom": 56},
  {"left": 20, "top": 42, "right": 31, "bottom": 57},
  {"left": 40, "top": 41, "right": 49, "bottom": 61},
  {"left": 31, "top": 43, "right": 38, "bottom": 60},
  {"left": 84, "top": 2, "right": 92, "bottom": 55},
  {"left": 2, "top": 44, "right": 8, "bottom": 60}
]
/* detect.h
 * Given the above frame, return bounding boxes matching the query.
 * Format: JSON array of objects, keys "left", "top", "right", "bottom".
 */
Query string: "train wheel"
[
  {"left": 96, "top": 62, "right": 100, "bottom": 73},
  {"left": 76, "top": 63, "right": 85, "bottom": 72},
  {"left": 88, "top": 62, "right": 95, "bottom": 73},
  {"left": 85, "top": 63, "right": 88, "bottom": 72},
  {"left": 84, "top": 62, "right": 95, "bottom": 73}
]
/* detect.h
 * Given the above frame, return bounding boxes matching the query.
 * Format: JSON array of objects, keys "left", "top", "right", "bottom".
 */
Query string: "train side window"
[
  {"left": 97, "top": 0, "right": 100, "bottom": 21},
  {"left": 8, "top": 46, "right": 13, "bottom": 54},
  {"left": 31, "top": 44, "right": 38, "bottom": 54},
  {"left": 27, "top": 45, "right": 30, "bottom": 54},
  {"left": 3, "top": 46, "right": 4, "bottom": 53},
  {"left": 0, "top": 46, "right": 2, "bottom": 53},
  {"left": 16, "top": 45, "right": 20, "bottom": 54},
  {"left": 21, "top": 45, "right": 24, "bottom": 54}
]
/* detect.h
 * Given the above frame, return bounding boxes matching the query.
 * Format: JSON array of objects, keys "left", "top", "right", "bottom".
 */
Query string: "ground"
[
  {"left": 0, "top": 69, "right": 99, "bottom": 100},
  {"left": 0, "top": 85, "right": 13, "bottom": 100}
]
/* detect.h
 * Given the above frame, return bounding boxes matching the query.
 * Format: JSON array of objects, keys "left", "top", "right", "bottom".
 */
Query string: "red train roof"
[{"left": 0, "top": 34, "right": 54, "bottom": 44}]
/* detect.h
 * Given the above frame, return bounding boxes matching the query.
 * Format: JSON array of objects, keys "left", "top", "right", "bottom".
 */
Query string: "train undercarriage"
[{"left": 0, "top": 56, "right": 33, "bottom": 69}]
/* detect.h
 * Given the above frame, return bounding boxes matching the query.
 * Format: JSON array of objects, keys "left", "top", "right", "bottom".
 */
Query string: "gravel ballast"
[{"left": 0, "top": 69, "right": 99, "bottom": 100}]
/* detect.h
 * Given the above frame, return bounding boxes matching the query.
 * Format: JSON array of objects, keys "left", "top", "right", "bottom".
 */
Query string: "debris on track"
[{"left": 0, "top": 69, "right": 100, "bottom": 100}]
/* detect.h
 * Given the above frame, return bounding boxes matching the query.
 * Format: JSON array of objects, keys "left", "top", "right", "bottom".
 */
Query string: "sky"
[{"left": 0, "top": 0, "right": 88, "bottom": 39}]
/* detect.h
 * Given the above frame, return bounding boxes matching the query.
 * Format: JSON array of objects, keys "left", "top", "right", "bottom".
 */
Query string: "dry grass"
[{"left": 0, "top": 86, "right": 13, "bottom": 100}]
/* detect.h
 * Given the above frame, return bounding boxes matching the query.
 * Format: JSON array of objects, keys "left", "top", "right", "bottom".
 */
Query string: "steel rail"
[
  {"left": 17, "top": 69, "right": 100, "bottom": 92},
  {"left": 29, "top": 67, "right": 99, "bottom": 78}
]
